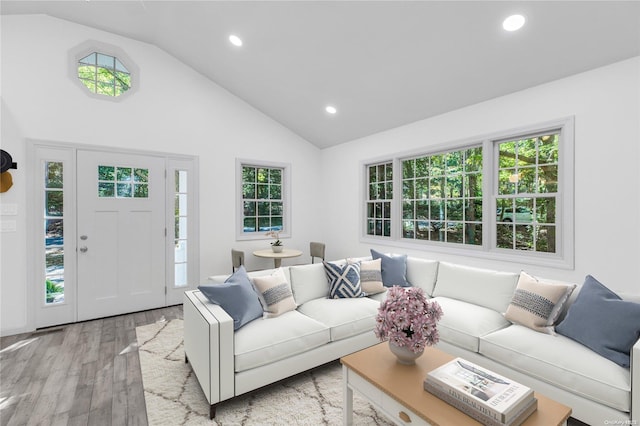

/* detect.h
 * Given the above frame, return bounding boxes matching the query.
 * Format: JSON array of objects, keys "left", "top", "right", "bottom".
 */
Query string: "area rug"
[{"left": 136, "top": 319, "right": 393, "bottom": 425}]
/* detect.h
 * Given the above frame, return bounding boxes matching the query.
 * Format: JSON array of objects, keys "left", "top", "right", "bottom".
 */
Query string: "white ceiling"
[{"left": 2, "top": 1, "right": 640, "bottom": 148}]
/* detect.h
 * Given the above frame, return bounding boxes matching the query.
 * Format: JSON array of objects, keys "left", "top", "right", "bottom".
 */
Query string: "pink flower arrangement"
[{"left": 375, "top": 286, "right": 443, "bottom": 353}]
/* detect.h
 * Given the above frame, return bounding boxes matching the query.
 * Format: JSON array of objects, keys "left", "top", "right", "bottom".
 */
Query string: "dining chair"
[
  {"left": 310, "top": 242, "right": 325, "bottom": 264},
  {"left": 231, "top": 249, "right": 245, "bottom": 273}
]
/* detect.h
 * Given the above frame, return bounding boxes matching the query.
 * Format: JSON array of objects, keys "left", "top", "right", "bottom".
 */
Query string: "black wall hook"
[{"left": 0, "top": 149, "right": 18, "bottom": 172}]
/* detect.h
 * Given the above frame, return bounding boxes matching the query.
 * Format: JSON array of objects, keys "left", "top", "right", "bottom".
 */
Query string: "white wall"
[
  {"left": 321, "top": 57, "right": 640, "bottom": 294},
  {"left": 0, "top": 15, "right": 323, "bottom": 335},
  {"left": 2, "top": 14, "right": 638, "bottom": 336}
]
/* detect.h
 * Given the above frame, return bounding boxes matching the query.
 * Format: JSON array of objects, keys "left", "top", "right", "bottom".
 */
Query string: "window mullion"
[
  {"left": 484, "top": 138, "right": 494, "bottom": 251},
  {"left": 392, "top": 157, "right": 402, "bottom": 240}
]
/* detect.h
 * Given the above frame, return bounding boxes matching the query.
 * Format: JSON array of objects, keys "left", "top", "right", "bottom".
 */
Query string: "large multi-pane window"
[
  {"left": 241, "top": 164, "right": 284, "bottom": 233},
  {"left": 44, "top": 162, "right": 64, "bottom": 304},
  {"left": 402, "top": 147, "right": 482, "bottom": 245},
  {"left": 366, "top": 162, "right": 393, "bottom": 237},
  {"left": 495, "top": 132, "right": 559, "bottom": 253},
  {"left": 362, "top": 119, "right": 572, "bottom": 265}
]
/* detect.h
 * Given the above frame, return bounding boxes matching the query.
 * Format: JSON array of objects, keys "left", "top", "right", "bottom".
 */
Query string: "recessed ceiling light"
[
  {"left": 325, "top": 106, "right": 337, "bottom": 114},
  {"left": 503, "top": 14, "right": 525, "bottom": 32},
  {"left": 229, "top": 35, "right": 243, "bottom": 47}
]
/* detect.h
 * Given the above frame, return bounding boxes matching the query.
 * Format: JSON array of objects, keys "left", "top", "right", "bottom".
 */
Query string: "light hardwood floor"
[{"left": 0, "top": 305, "right": 183, "bottom": 426}]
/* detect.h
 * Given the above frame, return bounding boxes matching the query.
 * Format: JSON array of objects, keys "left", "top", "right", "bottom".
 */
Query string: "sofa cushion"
[
  {"left": 432, "top": 262, "right": 519, "bottom": 313},
  {"left": 433, "top": 297, "right": 511, "bottom": 352},
  {"left": 366, "top": 290, "right": 388, "bottom": 303},
  {"left": 251, "top": 268, "right": 297, "bottom": 317},
  {"left": 349, "top": 258, "right": 385, "bottom": 295},
  {"left": 480, "top": 324, "right": 631, "bottom": 412},
  {"left": 208, "top": 267, "right": 292, "bottom": 285},
  {"left": 406, "top": 257, "right": 439, "bottom": 296},
  {"left": 288, "top": 263, "right": 329, "bottom": 305},
  {"left": 556, "top": 275, "right": 640, "bottom": 368},
  {"left": 234, "top": 310, "right": 330, "bottom": 372},
  {"left": 324, "top": 261, "right": 364, "bottom": 299},
  {"left": 297, "top": 297, "right": 379, "bottom": 342},
  {"left": 504, "top": 271, "right": 576, "bottom": 335},
  {"left": 371, "top": 249, "right": 410, "bottom": 287},
  {"left": 197, "top": 266, "right": 263, "bottom": 330}
]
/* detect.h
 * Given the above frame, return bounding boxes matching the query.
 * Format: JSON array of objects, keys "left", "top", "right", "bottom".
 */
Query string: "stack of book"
[{"left": 424, "top": 358, "right": 537, "bottom": 426}]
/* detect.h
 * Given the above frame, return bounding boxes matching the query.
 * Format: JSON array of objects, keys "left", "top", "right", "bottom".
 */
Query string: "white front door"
[{"left": 76, "top": 150, "right": 166, "bottom": 321}]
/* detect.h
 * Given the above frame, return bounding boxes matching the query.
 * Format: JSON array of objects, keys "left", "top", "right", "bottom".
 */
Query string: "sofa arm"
[
  {"left": 183, "top": 290, "right": 235, "bottom": 406},
  {"left": 632, "top": 337, "right": 640, "bottom": 422}
]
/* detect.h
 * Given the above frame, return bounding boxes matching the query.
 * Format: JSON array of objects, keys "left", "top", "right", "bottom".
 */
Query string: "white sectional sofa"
[{"left": 183, "top": 256, "right": 640, "bottom": 425}]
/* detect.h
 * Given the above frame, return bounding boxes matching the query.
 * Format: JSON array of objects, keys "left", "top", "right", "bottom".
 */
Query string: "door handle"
[{"left": 79, "top": 246, "right": 88, "bottom": 253}]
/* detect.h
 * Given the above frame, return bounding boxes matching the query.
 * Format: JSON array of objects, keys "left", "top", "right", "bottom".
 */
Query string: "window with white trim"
[
  {"left": 366, "top": 162, "right": 393, "bottom": 237},
  {"left": 362, "top": 118, "right": 573, "bottom": 266},
  {"left": 495, "top": 132, "right": 559, "bottom": 253},
  {"left": 174, "top": 170, "right": 188, "bottom": 287},
  {"left": 69, "top": 41, "right": 138, "bottom": 101},
  {"left": 44, "top": 161, "right": 65, "bottom": 304},
  {"left": 402, "top": 147, "right": 483, "bottom": 245},
  {"left": 237, "top": 160, "right": 291, "bottom": 240},
  {"left": 77, "top": 52, "right": 131, "bottom": 97}
]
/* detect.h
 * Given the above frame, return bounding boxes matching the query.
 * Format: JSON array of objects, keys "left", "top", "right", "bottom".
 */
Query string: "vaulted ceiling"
[{"left": 2, "top": 1, "right": 639, "bottom": 148}]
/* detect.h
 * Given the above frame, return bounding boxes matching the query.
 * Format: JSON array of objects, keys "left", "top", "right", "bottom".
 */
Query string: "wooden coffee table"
[{"left": 341, "top": 343, "right": 571, "bottom": 426}]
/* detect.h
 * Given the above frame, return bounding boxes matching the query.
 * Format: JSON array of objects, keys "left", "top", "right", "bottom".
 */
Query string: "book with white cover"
[
  {"left": 424, "top": 380, "right": 538, "bottom": 426},
  {"left": 425, "top": 358, "right": 534, "bottom": 424}
]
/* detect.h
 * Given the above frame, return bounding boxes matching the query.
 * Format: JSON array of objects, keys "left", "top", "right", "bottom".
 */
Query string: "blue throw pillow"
[
  {"left": 556, "top": 275, "right": 640, "bottom": 368},
  {"left": 323, "top": 261, "right": 363, "bottom": 299},
  {"left": 198, "top": 266, "right": 263, "bottom": 330},
  {"left": 370, "top": 249, "right": 409, "bottom": 287}
]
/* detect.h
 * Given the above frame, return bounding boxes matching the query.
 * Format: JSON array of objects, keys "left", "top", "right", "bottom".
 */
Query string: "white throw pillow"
[
  {"left": 348, "top": 258, "right": 385, "bottom": 295},
  {"left": 251, "top": 268, "right": 297, "bottom": 318},
  {"left": 505, "top": 271, "right": 576, "bottom": 334}
]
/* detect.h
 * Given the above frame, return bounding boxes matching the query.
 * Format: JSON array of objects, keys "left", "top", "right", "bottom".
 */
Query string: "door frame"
[{"left": 27, "top": 140, "right": 199, "bottom": 329}]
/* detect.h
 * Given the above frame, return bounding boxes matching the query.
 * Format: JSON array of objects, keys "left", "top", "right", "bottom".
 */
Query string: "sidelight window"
[{"left": 44, "top": 161, "right": 64, "bottom": 304}]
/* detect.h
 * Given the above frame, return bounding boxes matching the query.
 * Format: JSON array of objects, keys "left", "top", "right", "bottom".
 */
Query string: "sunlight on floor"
[{"left": 0, "top": 337, "right": 38, "bottom": 354}]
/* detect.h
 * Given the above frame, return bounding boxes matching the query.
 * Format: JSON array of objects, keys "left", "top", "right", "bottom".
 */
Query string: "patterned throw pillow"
[
  {"left": 348, "top": 258, "right": 385, "bottom": 295},
  {"left": 323, "top": 261, "right": 364, "bottom": 299},
  {"left": 251, "top": 268, "right": 297, "bottom": 318},
  {"left": 504, "top": 271, "right": 576, "bottom": 335}
]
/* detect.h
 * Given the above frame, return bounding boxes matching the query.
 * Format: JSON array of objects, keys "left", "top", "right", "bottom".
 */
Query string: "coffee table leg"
[{"left": 342, "top": 365, "right": 353, "bottom": 425}]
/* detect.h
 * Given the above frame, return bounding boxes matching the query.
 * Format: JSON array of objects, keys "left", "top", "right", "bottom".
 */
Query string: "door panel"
[{"left": 77, "top": 150, "right": 166, "bottom": 321}]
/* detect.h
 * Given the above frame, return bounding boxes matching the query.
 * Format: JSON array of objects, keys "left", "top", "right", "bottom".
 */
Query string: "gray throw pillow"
[
  {"left": 370, "top": 249, "right": 409, "bottom": 287},
  {"left": 556, "top": 275, "right": 640, "bottom": 368},
  {"left": 198, "top": 266, "right": 263, "bottom": 330}
]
